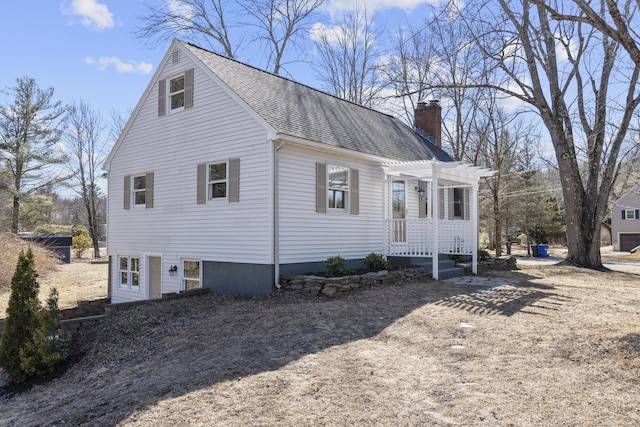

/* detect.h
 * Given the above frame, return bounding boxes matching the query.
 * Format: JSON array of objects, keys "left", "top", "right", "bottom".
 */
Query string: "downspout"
[{"left": 273, "top": 140, "right": 286, "bottom": 288}]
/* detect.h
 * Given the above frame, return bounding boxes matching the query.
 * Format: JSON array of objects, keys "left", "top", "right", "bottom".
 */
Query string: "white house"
[
  {"left": 611, "top": 188, "right": 640, "bottom": 251},
  {"left": 103, "top": 40, "right": 494, "bottom": 304}
]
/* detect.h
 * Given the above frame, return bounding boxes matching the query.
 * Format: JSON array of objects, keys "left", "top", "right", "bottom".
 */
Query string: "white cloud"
[
  {"left": 309, "top": 22, "right": 342, "bottom": 44},
  {"left": 322, "top": 0, "right": 440, "bottom": 15},
  {"left": 62, "top": 0, "right": 115, "bottom": 31},
  {"left": 85, "top": 56, "right": 154, "bottom": 74}
]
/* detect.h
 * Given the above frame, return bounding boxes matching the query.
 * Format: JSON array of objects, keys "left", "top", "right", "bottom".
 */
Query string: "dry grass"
[
  {"left": 1, "top": 261, "right": 640, "bottom": 426},
  {"left": 0, "top": 235, "right": 61, "bottom": 294},
  {"left": 0, "top": 254, "right": 108, "bottom": 319}
]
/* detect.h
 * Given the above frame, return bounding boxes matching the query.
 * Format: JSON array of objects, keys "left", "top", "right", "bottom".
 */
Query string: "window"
[
  {"left": 624, "top": 209, "right": 639, "bottom": 220},
  {"left": 316, "top": 162, "right": 359, "bottom": 214},
  {"left": 419, "top": 181, "right": 430, "bottom": 218},
  {"left": 197, "top": 158, "right": 240, "bottom": 204},
  {"left": 183, "top": 260, "right": 201, "bottom": 290},
  {"left": 208, "top": 162, "right": 227, "bottom": 199},
  {"left": 440, "top": 187, "right": 469, "bottom": 220},
  {"left": 119, "top": 256, "right": 140, "bottom": 290},
  {"left": 132, "top": 175, "right": 146, "bottom": 207},
  {"left": 453, "top": 188, "right": 465, "bottom": 219},
  {"left": 328, "top": 165, "right": 349, "bottom": 209},
  {"left": 158, "top": 68, "right": 194, "bottom": 116},
  {"left": 124, "top": 173, "right": 154, "bottom": 210},
  {"left": 169, "top": 74, "right": 185, "bottom": 111}
]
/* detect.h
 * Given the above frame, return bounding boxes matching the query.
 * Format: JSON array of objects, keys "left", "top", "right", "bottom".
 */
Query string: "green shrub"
[
  {"left": 0, "top": 250, "right": 69, "bottom": 383},
  {"left": 478, "top": 249, "right": 491, "bottom": 261},
  {"left": 0, "top": 249, "right": 43, "bottom": 382},
  {"left": 19, "top": 288, "right": 71, "bottom": 377},
  {"left": 325, "top": 256, "right": 347, "bottom": 276},
  {"left": 363, "top": 253, "right": 391, "bottom": 271},
  {"left": 72, "top": 233, "right": 91, "bottom": 258},
  {"left": 71, "top": 225, "right": 90, "bottom": 238}
]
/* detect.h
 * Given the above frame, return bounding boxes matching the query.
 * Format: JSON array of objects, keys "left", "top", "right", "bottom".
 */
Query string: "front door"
[
  {"left": 148, "top": 256, "right": 162, "bottom": 299},
  {"left": 392, "top": 180, "right": 406, "bottom": 242}
]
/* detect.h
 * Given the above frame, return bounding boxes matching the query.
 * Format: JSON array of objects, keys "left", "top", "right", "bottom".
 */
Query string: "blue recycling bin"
[{"left": 537, "top": 244, "right": 548, "bottom": 257}]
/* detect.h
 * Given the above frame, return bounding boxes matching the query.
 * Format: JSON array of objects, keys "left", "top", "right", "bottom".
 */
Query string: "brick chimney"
[{"left": 414, "top": 100, "right": 442, "bottom": 148}]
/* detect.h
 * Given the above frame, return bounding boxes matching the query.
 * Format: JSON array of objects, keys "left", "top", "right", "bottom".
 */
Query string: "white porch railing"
[{"left": 386, "top": 219, "right": 474, "bottom": 257}]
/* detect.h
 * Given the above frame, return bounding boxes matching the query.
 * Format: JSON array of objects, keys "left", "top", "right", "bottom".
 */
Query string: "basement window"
[
  {"left": 183, "top": 260, "right": 201, "bottom": 290},
  {"left": 119, "top": 256, "right": 140, "bottom": 291}
]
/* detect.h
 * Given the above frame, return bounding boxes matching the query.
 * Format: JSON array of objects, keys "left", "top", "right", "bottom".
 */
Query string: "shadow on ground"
[{"left": 1, "top": 269, "right": 557, "bottom": 426}]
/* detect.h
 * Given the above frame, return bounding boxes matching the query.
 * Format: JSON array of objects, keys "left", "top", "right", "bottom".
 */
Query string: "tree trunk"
[
  {"left": 493, "top": 191, "right": 502, "bottom": 257},
  {"left": 561, "top": 182, "right": 604, "bottom": 268},
  {"left": 11, "top": 195, "right": 20, "bottom": 234}
]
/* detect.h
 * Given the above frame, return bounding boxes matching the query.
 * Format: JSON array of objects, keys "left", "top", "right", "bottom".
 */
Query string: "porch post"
[
  {"left": 382, "top": 173, "right": 388, "bottom": 258},
  {"left": 472, "top": 183, "right": 479, "bottom": 275},
  {"left": 432, "top": 163, "right": 439, "bottom": 280}
]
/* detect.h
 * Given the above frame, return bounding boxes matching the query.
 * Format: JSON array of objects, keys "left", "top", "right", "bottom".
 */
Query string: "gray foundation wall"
[
  {"left": 278, "top": 259, "right": 365, "bottom": 277},
  {"left": 203, "top": 261, "right": 274, "bottom": 295},
  {"left": 202, "top": 258, "right": 368, "bottom": 296}
]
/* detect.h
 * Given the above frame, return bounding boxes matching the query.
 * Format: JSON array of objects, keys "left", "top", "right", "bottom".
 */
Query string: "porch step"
[
  {"left": 407, "top": 258, "right": 465, "bottom": 280},
  {"left": 437, "top": 266, "right": 466, "bottom": 280}
]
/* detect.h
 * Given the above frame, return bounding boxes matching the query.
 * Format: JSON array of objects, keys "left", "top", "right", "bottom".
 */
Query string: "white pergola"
[{"left": 382, "top": 160, "right": 496, "bottom": 279}]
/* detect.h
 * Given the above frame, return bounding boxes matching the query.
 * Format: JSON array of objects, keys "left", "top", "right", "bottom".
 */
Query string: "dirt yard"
[
  {"left": 0, "top": 260, "right": 108, "bottom": 320},
  {"left": 1, "top": 257, "right": 639, "bottom": 426}
]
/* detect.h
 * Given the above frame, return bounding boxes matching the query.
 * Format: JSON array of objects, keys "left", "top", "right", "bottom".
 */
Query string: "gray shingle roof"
[{"left": 183, "top": 41, "right": 453, "bottom": 163}]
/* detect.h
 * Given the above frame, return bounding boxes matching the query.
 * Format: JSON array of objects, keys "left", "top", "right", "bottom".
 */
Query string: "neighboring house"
[
  {"left": 103, "top": 39, "right": 494, "bottom": 304},
  {"left": 611, "top": 188, "right": 640, "bottom": 251}
]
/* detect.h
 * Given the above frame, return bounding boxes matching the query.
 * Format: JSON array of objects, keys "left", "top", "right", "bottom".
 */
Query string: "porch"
[{"left": 382, "top": 160, "right": 495, "bottom": 280}]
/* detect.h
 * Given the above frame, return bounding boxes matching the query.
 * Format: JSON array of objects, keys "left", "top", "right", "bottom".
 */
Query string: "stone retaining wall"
[
  {"left": 0, "top": 298, "right": 109, "bottom": 336},
  {"left": 279, "top": 268, "right": 433, "bottom": 297}
]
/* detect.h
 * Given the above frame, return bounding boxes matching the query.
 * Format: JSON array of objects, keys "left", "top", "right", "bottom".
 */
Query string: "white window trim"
[
  {"left": 118, "top": 256, "right": 140, "bottom": 291},
  {"left": 182, "top": 259, "right": 202, "bottom": 291},
  {"left": 208, "top": 160, "right": 228, "bottom": 200},
  {"left": 327, "top": 164, "right": 349, "bottom": 211},
  {"left": 168, "top": 73, "right": 185, "bottom": 113},
  {"left": 131, "top": 174, "right": 146, "bottom": 209},
  {"left": 625, "top": 209, "right": 636, "bottom": 220}
]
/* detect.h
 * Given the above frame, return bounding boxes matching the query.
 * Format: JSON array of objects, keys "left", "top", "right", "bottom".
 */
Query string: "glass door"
[{"left": 392, "top": 181, "right": 406, "bottom": 242}]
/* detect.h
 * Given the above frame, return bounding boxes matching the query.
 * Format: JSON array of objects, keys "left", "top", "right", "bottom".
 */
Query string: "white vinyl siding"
[
  {"left": 279, "top": 145, "right": 382, "bottom": 264},
  {"left": 107, "top": 50, "right": 272, "bottom": 303}
]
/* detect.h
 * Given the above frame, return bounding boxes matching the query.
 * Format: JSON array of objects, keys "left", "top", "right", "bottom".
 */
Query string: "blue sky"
[
  {"left": 0, "top": 1, "right": 163, "bottom": 121},
  {"left": 0, "top": 0, "right": 437, "bottom": 123}
]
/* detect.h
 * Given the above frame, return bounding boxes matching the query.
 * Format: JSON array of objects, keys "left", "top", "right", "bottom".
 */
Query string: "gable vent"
[{"left": 172, "top": 49, "right": 180, "bottom": 64}]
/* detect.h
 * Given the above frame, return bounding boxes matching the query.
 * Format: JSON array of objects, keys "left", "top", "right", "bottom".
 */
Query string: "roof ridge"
[{"left": 182, "top": 40, "right": 398, "bottom": 120}]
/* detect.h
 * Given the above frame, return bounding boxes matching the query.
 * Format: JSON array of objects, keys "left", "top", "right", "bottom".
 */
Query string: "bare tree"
[
  {"left": 467, "top": 0, "right": 640, "bottom": 268},
  {"left": 137, "top": 0, "right": 323, "bottom": 74},
  {"left": 313, "top": 4, "right": 382, "bottom": 106},
  {"left": 531, "top": 0, "right": 640, "bottom": 68},
  {"left": 0, "top": 77, "right": 68, "bottom": 233},
  {"left": 384, "top": 24, "right": 437, "bottom": 123},
  {"left": 473, "top": 104, "right": 529, "bottom": 256},
  {"left": 243, "top": 0, "right": 324, "bottom": 74},
  {"left": 64, "top": 101, "right": 107, "bottom": 258},
  {"left": 384, "top": 4, "right": 496, "bottom": 161},
  {"left": 137, "top": 0, "right": 237, "bottom": 57}
]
